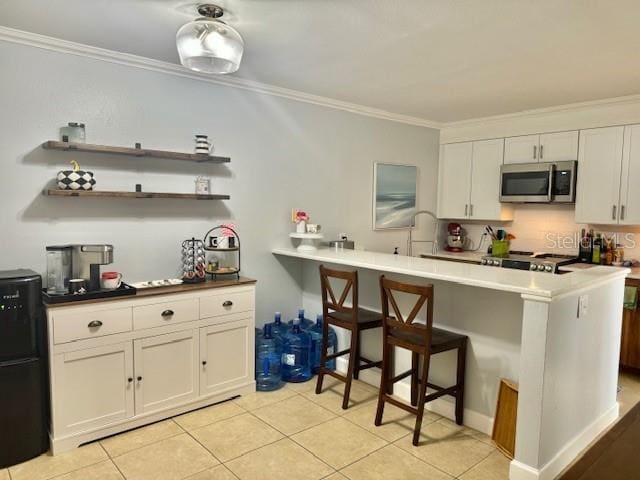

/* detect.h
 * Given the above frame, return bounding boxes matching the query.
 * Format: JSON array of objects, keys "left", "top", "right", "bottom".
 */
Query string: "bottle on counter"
[
  {"left": 280, "top": 318, "right": 312, "bottom": 382},
  {"left": 579, "top": 229, "right": 592, "bottom": 263},
  {"left": 604, "top": 238, "right": 614, "bottom": 265},
  {"left": 592, "top": 233, "right": 601, "bottom": 264},
  {"left": 255, "top": 324, "right": 284, "bottom": 391},
  {"left": 308, "top": 314, "right": 337, "bottom": 373}
]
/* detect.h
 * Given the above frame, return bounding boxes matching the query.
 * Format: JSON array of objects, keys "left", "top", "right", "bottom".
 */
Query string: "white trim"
[
  {"left": 443, "top": 94, "right": 640, "bottom": 129},
  {"left": 508, "top": 402, "right": 620, "bottom": 480},
  {"left": 0, "top": 26, "right": 441, "bottom": 130},
  {"left": 335, "top": 356, "right": 494, "bottom": 435}
]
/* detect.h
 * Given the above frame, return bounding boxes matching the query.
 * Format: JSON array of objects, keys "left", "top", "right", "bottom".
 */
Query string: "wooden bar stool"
[
  {"left": 375, "top": 275, "right": 468, "bottom": 446},
  {"left": 316, "top": 265, "right": 383, "bottom": 410}
]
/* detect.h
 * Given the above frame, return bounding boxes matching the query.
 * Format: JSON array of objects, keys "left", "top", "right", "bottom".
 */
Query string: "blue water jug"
[
  {"left": 281, "top": 319, "right": 312, "bottom": 382},
  {"left": 309, "top": 314, "right": 337, "bottom": 372},
  {"left": 255, "top": 324, "right": 284, "bottom": 391},
  {"left": 288, "top": 308, "right": 314, "bottom": 330},
  {"left": 269, "top": 312, "right": 288, "bottom": 340}
]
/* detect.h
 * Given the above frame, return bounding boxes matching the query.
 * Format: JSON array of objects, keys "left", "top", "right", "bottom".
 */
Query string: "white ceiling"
[{"left": 1, "top": 0, "right": 640, "bottom": 123}]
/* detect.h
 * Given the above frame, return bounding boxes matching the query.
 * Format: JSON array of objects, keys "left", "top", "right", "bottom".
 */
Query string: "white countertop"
[{"left": 272, "top": 247, "right": 629, "bottom": 299}]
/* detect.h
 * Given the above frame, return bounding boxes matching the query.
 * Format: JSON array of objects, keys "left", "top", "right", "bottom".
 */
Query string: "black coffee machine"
[{"left": 0, "top": 270, "right": 49, "bottom": 467}]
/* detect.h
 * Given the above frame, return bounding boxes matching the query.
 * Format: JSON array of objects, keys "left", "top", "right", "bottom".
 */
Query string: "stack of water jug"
[{"left": 255, "top": 309, "right": 338, "bottom": 391}]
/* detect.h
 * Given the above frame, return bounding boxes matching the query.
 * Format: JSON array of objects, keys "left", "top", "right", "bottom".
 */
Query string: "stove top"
[{"left": 481, "top": 251, "right": 579, "bottom": 273}]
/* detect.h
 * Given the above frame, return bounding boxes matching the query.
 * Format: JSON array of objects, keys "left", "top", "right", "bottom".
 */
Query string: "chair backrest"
[
  {"left": 379, "top": 275, "right": 434, "bottom": 347},
  {"left": 319, "top": 264, "right": 358, "bottom": 322}
]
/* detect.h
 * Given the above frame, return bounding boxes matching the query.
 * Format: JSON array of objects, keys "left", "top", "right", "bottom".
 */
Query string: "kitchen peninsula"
[{"left": 273, "top": 247, "right": 628, "bottom": 480}]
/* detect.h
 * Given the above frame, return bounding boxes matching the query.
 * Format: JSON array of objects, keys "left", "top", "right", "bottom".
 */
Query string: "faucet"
[{"left": 407, "top": 210, "right": 439, "bottom": 257}]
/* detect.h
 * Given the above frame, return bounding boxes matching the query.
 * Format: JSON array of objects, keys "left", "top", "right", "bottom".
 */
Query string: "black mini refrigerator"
[{"left": 0, "top": 269, "right": 49, "bottom": 468}]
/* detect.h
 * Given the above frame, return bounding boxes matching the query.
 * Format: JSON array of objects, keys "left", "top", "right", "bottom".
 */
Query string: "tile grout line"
[
  {"left": 390, "top": 431, "right": 494, "bottom": 479},
  {"left": 101, "top": 419, "right": 187, "bottom": 462}
]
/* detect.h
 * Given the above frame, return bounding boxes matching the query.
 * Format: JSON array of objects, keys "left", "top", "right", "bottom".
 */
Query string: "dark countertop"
[{"left": 45, "top": 277, "right": 256, "bottom": 308}]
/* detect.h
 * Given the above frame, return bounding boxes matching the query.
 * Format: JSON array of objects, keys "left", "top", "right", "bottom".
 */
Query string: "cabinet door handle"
[
  {"left": 127, "top": 377, "right": 133, "bottom": 383},
  {"left": 469, "top": 204, "right": 474, "bottom": 217},
  {"left": 464, "top": 204, "right": 468, "bottom": 216},
  {"left": 533, "top": 145, "right": 537, "bottom": 159},
  {"left": 137, "top": 376, "right": 143, "bottom": 382},
  {"left": 161, "top": 309, "right": 174, "bottom": 317},
  {"left": 621, "top": 205, "right": 626, "bottom": 220},
  {"left": 222, "top": 300, "right": 233, "bottom": 307},
  {"left": 202, "top": 360, "right": 207, "bottom": 366},
  {"left": 612, "top": 205, "right": 617, "bottom": 220},
  {"left": 87, "top": 320, "right": 103, "bottom": 328},
  {"left": 539, "top": 145, "right": 543, "bottom": 160}
]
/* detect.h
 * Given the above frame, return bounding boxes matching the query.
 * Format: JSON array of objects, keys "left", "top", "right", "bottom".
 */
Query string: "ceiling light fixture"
[{"left": 176, "top": 4, "right": 244, "bottom": 74}]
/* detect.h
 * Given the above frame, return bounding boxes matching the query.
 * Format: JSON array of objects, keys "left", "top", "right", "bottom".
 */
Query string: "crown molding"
[
  {"left": 442, "top": 93, "right": 640, "bottom": 129},
  {"left": 0, "top": 26, "right": 442, "bottom": 130}
]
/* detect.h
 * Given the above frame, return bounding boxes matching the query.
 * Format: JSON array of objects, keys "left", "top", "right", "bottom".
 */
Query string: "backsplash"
[{"left": 441, "top": 204, "right": 640, "bottom": 260}]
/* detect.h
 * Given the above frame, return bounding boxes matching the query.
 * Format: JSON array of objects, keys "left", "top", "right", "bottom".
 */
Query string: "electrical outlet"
[
  {"left": 578, "top": 294, "right": 589, "bottom": 318},
  {"left": 291, "top": 209, "right": 299, "bottom": 222}
]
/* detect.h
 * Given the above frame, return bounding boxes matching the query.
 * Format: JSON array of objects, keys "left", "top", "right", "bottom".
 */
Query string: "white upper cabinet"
[
  {"left": 575, "top": 126, "right": 625, "bottom": 224},
  {"left": 437, "top": 142, "right": 473, "bottom": 219},
  {"left": 538, "top": 131, "right": 579, "bottom": 162},
  {"left": 437, "top": 140, "right": 513, "bottom": 221},
  {"left": 504, "top": 131, "right": 578, "bottom": 164},
  {"left": 504, "top": 135, "right": 539, "bottom": 164},
  {"left": 619, "top": 124, "right": 640, "bottom": 225},
  {"left": 469, "top": 139, "right": 512, "bottom": 220}
]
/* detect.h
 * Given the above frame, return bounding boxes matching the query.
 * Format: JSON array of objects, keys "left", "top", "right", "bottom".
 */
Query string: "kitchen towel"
[{"left": 624, "top": 286, "right": 638, "bottom": 310}]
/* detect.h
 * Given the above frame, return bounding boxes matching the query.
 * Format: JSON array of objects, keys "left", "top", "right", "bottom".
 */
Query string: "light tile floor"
[{"left": 4, "top": 373, "right": 640, "bottom": 480}]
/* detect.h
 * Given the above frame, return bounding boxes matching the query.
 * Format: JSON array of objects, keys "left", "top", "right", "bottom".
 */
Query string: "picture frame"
[{"left": 372, "top": 162, "right": 418, "bottom": 230}]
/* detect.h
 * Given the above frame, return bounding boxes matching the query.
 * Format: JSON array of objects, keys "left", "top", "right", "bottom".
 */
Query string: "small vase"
[{"left": 296, "top": 221, "right": 307, "bottom": 233}]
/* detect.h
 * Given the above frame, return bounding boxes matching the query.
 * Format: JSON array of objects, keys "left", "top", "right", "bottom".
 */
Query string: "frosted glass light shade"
[{"left": 176, "top": 19, "right": 244, "bottom": 74}]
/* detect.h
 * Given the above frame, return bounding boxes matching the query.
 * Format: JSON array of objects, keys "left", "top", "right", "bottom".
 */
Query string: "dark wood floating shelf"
[
  {"left": 44, "top": 189, "right": 230, "bottom": 200},
  {"left": 42, "top": 141, "right": 231, "bottom": 164}
]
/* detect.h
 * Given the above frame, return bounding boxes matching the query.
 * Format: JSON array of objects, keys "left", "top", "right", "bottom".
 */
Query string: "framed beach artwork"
[{"left": 373, "top": 163, "right": 418, "bottom": 230}]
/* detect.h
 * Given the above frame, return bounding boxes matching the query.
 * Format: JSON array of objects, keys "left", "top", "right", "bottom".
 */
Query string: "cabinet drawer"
[
  {"left": 53, "top": 307, "right": 132, "bottom": 344},
  {"left": 133, "top": 298, "right": 199, "bottom": 330},
  {"left": 200, "top": 290, "right": 254, "bottom": 319}
]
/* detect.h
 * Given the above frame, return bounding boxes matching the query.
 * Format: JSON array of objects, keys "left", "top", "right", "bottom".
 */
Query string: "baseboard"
[
  {"left": 336, "top": 357, "right": 494, "bottom": 435},
  {"left": 508, "top": 402, "right": 620, "bottom": 480}
]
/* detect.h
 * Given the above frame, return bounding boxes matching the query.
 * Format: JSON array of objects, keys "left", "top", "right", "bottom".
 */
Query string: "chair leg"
[
  {"left": 455, "top": 340, "right": 467, "bottom": 425},
  {"left": 353, "top": 327, "right": 361, "bottom": 380},
  {"left": 375, "top": 335, "right": 391, "bottom": 426},
  {"left": 342, "top": 327, "right": 359, "bottom": 410},
  {"left": 315, "top": 319, "right": 330, "bottom": 395},
  {"left": 411, "top": 352, "right": 419, "bottom": 406},
  {"left": 412, "top": 354, "right": 431, "bottom": 446}
]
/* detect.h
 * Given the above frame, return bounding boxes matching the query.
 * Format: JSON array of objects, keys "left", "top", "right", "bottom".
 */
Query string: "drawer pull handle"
[
  {"left": 222, "top": 300, "right": 233, "bottom": 307},
  {"left": 87, "top": 320, "right": 103, "bottom": 328},
  {"left": 137, "top": 376, "right": 143, "bottom": 382},
  {"left": 161, "top": 309, "right": 174, "bottom": 317}
]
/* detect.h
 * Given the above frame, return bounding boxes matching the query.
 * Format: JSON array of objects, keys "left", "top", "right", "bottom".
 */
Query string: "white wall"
[{"left": 0, "top": 40, "right": 440, "bottom": 323}]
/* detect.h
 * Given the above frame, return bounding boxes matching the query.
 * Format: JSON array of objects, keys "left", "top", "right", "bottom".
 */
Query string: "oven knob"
[
  {"left": 544, "top": 265, "right": 553, "bottom": 272},
  {"left": 481, "top": 258, "right": 487, "bottom": 265},
  {"left": 529, "top": 264, "right": 537, "bottom": 271},
  {"left": 493, "top": 260, "right": 501, "bottom": 266},
  {"left": 537, "top": 264, "right": 546, "bottom": 271}
]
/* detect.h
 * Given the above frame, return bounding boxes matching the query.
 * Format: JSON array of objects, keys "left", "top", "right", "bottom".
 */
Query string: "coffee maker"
[
  {"left": 46, "top": 244, "right": 114, "bottom": 293},
  {"left": 445, "top": 223, "right": 466, "bottom": 252}
]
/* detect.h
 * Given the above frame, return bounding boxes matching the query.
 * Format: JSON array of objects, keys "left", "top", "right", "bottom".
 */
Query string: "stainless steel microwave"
[{"left": 499, "top": 161, "right": 577, "bottom": 203}]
